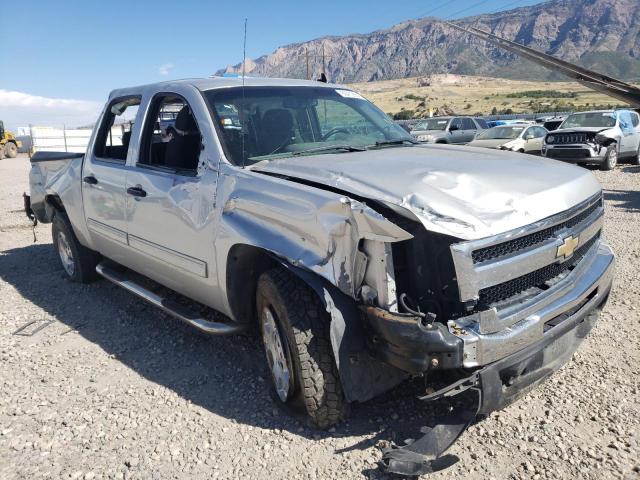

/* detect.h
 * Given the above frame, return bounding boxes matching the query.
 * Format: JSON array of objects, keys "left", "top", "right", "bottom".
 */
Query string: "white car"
[{"left": 468, "top": 124, "right": 548, "bottom": 154}]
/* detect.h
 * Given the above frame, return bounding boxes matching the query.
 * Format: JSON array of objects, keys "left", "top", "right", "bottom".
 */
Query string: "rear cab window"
[
  {"left": 137, "top": 94, "right": 203, "bottom": 176},
  {"left": 94, "top": 97, "right": 141, "bottom": 162}
]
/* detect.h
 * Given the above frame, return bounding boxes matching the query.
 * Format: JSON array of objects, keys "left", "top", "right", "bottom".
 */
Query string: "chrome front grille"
[
  {"left": 472, "top": 199, "right": 601, "bottom": 264},
  {"left": 478, "top": 232, "right": 600, "bottom": 306},
  {"left": 553, "top": 133, "right": 588, "bottom": 144},
  {"left": 450, "top": 192, "right": 604, "bottom": 305}
]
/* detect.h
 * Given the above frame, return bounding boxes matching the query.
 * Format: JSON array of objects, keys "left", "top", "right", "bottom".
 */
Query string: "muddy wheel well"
[
  {"left": 44, "top": 194, "right": 65, "bottom": 221},
  {"left": 226, "top": 245, "right": 278, "bottom": 324}
]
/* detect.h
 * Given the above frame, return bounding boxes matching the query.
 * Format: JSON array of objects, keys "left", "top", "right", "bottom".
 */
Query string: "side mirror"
[{"left": 449, "top": 124, "right": 459, "bottom": 132}]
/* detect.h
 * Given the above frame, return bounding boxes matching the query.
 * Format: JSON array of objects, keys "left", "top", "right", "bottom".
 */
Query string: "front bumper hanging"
[{"left": 381, "top": 281, "right": 611, "bottom": 476}]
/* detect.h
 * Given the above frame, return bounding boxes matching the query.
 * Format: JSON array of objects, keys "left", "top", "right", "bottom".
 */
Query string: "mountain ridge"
[{"left": 217, "top": 0, "right": 640, "bottom": 83}]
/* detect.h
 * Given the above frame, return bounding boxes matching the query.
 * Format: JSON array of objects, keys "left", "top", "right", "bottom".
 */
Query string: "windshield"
[
  {"left": 561, "top": 112, "right": 617, "bottom": 129},
  {"left": 203, "top": 86, "right": 414, "bottom": 165},
  {"left": 475, "top": 125, "right": 525, "bottom": 140},
  {"left": 413, "top": 118, "right": 449, "bottom": 131}
]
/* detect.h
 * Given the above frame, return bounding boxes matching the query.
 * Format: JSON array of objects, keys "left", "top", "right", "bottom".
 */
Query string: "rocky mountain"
[{"left": 217, "top": 0, "right": 640, "bottom": 83}]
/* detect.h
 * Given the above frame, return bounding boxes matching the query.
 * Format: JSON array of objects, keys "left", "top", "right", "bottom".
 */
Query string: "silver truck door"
[
  {"left": 122, "top": 89, "right": 220, "bottom": 305},
  {"left": 81, "top": 96, "right": 140, "bottom": 262}
]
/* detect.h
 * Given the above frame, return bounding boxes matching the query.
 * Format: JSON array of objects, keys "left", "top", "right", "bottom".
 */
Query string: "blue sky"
[{"left": 0, "top": 0, "right": 545, "bottom": 127}]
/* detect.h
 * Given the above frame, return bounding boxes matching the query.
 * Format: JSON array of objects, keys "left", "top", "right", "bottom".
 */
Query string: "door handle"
[
  {"left": 83, "top": 176, "right": 98, "bottom": 185},
  {"left": 127, "top": 186, "right": 147, "bottom": 198}
]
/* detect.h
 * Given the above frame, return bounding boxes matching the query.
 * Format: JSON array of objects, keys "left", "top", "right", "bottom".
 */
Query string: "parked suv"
[
  {"left": 25, "top": 78, "right": 614, "bottom": 476},
  {"left": 411, "top": 116, "right": 485, "bottom": 144},
  {"left": 542, "top": 110, "right": 640, "bottom": 169}
]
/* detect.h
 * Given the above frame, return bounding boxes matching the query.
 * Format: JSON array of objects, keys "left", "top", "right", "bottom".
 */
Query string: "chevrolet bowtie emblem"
[{"left": 557, "top": 235, "right": 580, "bottom": 259}]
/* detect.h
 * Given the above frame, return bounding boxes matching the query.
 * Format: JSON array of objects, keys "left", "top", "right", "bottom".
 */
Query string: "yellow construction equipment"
[{"left": 0, "top": 121, "right": 22, "bottom": 159}]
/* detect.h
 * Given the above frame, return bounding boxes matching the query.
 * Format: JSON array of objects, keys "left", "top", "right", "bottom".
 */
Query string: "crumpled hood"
[
  {"left": 251, "top": 144, "right": 601, "bottom": 241},
  {"left": 553, "top": 127, "right": 610, "bottom": 134}
]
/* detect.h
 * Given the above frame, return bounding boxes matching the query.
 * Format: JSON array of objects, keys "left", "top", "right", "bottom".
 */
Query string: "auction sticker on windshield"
[{"left": 336, "top": 89, "right": 365, "bottom": 100}]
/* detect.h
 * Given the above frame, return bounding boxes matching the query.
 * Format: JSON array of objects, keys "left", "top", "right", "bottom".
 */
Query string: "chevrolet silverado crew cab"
[
  {"left": 542, "top": 109, "right": 640, "bottom": 170},
  {"left": 25, "top": 78, "right": 615, "bottom": 475}
]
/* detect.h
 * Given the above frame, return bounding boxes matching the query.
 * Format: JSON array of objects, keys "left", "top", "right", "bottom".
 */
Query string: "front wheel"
[
  {"left": 600, "top": 145, "right": 618, "bottom": 171},
  {"left": 631, "top": 146, "right": 640, "bottom": 166},
  {"left": 256, "top": 268, "right": 348, "bottom": 429},
  {"left": 4, "top": 142, "right": 18, "bottom": 158}
]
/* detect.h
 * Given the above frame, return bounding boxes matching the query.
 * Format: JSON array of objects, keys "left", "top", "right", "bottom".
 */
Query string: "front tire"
[
  {"left": 52, "top": 212, "right": 100, "bottom": 283},
  {"left": 4, "top": 142, "right": 18, "bottom": 158},
  {"left": 256, "top": 268, "right": 348, "bottom": 429},
  {"left": 631, "top": 146, "right": 640, "bottom": 166},
  {"left": 600, "top": 145, "right": 618, "bottom": 171}
]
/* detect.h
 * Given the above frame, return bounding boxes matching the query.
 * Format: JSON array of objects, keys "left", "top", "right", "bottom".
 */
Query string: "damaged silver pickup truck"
[{"left": 25, "top": 78, "right": 615, "bottom": 476}]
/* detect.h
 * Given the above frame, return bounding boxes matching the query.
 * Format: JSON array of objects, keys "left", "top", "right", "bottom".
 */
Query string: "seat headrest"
[
  {"left": 174, "top": 106, "right": 198, "bottom": 134},
  {"left": 262, "top": 109, "right": 294, "bottom": 130}
]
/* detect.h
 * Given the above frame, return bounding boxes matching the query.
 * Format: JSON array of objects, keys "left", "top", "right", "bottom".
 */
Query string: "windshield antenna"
[{"left": 241, "top": 18, "right": 248, "bottom": 169}]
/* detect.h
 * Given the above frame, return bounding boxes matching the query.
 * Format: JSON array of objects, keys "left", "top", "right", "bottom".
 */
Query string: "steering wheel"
[{"left": 321, "top": 127, "right": 351, "bottom": 141}]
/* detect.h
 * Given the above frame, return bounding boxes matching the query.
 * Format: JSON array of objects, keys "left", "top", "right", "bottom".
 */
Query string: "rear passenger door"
[
  {"left": 123, "top": 89, "right": 220, "bottom": 303},
  {"left": 449, "top": 118, "right": 465, "bottom": 144},
  {"left": 82, "top": 96, "right": 140, "bottom": 262},
  {"left": 461, "top": 117, "right": 477, "bottom": 143}
]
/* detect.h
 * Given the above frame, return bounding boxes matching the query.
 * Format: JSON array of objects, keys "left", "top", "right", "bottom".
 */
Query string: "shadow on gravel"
[
  {"left": 604, "top": 188, "right": 640, "bottom": 213},
  {"left": 0, "top": 242, "right": 470, "bottom": 478}
]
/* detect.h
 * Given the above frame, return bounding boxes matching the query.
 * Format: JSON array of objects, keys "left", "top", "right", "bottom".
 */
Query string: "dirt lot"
[{"left": 1, "top": 153, "right": 639, "bottom": 480}]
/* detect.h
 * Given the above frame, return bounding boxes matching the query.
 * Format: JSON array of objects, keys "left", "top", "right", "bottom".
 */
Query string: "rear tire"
[
  {"left": 600, "top": 145, "right": 618, "bottom": 171},
  {"left": 52, "top": 212, "right": 100, "bottom": 283},
  {"left": 256, "top": 268, "right": 348, "bottom": 429},
  {"left": 0, "top": 145, "right": 5, "bottom": 160},
  {"left": 4, "top": 142, "right": 17, "bottom": 158}
]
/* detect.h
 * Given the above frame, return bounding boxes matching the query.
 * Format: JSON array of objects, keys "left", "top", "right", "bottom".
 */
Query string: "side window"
[
  {"left": 631, "top": 112, "right": 640, "bottom": 128},
  {"left": 618, "top": 111, "right": 633, "bottom": 133},
  {"left": 450, "top": 118, "right": 463, "bottom": 130},
  {"left": 94, "top": 97, "right": 140, "bottom": 162},
  {"left": 315, "top": 99, "right": 383, "bottom": 142},
  {"left": 462, "top": 118, "right": 476, "bottom": 130},
  {"left": 139, "top": 94, "right": 202, "bottom": 174},
  {"left": 525, "top": 127, "right": 543, "bottom": 139},
  {"left": 475, "top": 118, "right": 488, "bottom": 129},
  {"left": 535, "top": 127, "right": 547, "bottom": 138}
]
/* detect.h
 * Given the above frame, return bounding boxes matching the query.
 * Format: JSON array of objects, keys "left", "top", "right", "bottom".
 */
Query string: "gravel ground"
[{"left": 1, "top": 154, "right": 639, "bottom": 480}]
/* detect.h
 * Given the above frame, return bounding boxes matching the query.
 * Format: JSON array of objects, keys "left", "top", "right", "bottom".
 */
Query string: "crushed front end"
[
  {"left": 359, "top": 192, "right": 615, "bottom": 475},
  {"left": 543, "top": 130, "right": 614, "bottom": 164}
]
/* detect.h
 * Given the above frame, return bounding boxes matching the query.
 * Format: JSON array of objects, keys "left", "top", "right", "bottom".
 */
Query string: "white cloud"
[
  {"left": 0, "top": 89, "right": 102, "bottom": 129},
  {"left": 158, "top": 63, "right": 175, "bottom": 76}
]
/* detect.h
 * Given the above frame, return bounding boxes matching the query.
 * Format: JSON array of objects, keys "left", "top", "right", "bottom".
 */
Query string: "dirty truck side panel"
[
  {"left": 212, "top": 161, "right": 412, "bottom": 319},
  {"left": 29, "top": 154, "right": 93, "bottom": 248}
]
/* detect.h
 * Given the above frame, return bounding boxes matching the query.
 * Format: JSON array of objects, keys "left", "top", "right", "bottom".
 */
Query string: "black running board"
[{"left": 96, "top": 263, "right": 246, "bottom": 335}]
